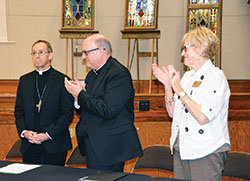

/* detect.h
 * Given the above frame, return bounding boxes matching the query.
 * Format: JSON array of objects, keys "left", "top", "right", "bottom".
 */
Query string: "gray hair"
[
  {"left": 94, "top": 36, "right": 112, "bottom": 54},
  {"left": 182, "top": 26, "right": 218, "bottom": 58}
]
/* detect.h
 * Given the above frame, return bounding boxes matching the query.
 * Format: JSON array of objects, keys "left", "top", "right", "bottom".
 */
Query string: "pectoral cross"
[{"left": 36, "top": 100, "right": 41, "bottom": 113}]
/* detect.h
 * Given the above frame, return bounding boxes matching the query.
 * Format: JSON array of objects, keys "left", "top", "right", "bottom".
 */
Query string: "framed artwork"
[
  {"left": 123, "top": 0, "right": 159, "bottom": 30},
  {"left": 186, "top": 0, "right": 222, "bottom": 68},
  {"left": 61, "top": 0, "right": 94, "bottom": 30}
]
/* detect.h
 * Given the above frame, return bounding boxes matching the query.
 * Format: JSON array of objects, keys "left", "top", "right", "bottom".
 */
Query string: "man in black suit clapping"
[{"left": 65, "top": 34, "right": 142, "bottom": 172}]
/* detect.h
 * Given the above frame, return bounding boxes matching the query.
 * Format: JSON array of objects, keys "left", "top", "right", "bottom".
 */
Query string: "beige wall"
[{"left": 0, "top": 0, "right": 249, "bottom": 80}]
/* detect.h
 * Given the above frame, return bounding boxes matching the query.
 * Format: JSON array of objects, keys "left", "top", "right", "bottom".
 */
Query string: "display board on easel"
[
  {"left": 121, "top": 0, "right": 160, "bottom": 94},
  {"left": 59, "top": 0, "right": 98, "bottom": 79}
]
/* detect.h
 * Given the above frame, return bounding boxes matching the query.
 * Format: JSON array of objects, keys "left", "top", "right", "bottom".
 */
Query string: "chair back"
[
  {"left": 132, "top": 145, "right": 173, "bottom": 172},
  {"left": 66, "top": 146, "right": 86, "bottom": 167},
  {"left": 5, "top": 139, "right": 22, "bottom": 161},
  {"left": 222, "top": 151, "right": 250, "bottom": 180}
]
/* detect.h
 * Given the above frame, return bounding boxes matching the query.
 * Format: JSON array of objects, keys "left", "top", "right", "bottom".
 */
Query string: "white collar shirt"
[{"left": 170, "top": 60, "right": 231, "bottom": 160}]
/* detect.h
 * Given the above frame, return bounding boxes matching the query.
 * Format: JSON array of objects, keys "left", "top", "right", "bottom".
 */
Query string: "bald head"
[
  {"left": 82, "top": 34, "right": 112, "bottom": 70},
  {"left": 85, "top": 34, "right": 112, "bottom": 54}
]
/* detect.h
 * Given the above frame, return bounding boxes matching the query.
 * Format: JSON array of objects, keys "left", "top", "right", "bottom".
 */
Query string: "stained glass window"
[
  {"left": 125, "top": 0, "right": 158, "bottom": 29},
  {"left": 190, "top": 0, "right": 218, "bottom": 4},
  {"left": 63, "top": 0, "right": 93, "bottom": 28},
  {"left": 186, "top": 0, "right": 222, "bottom": 67},
  {"left": 189, "top": 9, "right": 218, "bottom": 33}
]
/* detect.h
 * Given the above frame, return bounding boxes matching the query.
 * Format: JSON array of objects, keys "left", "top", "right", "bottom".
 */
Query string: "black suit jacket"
[
  {"left": 15, "top": 67, "right": 74, "bottom": 154},
  {"left": 76, "top": 57, "right": 143, "bottom": 166}
]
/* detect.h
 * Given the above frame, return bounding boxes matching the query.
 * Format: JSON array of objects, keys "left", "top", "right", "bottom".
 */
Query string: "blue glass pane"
[
  {"left": 137, "top": 3, "right": 141, "bottom": 9},
  {"left": 79, "top": 5, "right": 83, "bottom": 11}
]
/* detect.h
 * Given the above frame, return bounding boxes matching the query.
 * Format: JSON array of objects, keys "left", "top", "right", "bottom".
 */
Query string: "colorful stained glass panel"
[
  {"left": 190, "top": 0, "right": 218, "bottom": 4},
  {"left": 187, "top": 0, "right": 221, "bottom": 66},
  {"left": 64, "top": 0, "right": 92, "bottom": 28},
  {"left": 188, "top": 8, "right": 218, "bottom": 64},
  {"left": 188, "top": 9, "right": 218, "bottom": 36},
  {"left": 126, "top": 0, "right": 156, "bottom": 28}
]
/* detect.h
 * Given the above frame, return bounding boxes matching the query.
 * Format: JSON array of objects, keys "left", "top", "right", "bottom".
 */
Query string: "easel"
[
  {"left": 121, "top": 29, "right": 160, "bottom": 94},
  {"left": 59, "top": 29, "right": 99, "bottom": 79}
]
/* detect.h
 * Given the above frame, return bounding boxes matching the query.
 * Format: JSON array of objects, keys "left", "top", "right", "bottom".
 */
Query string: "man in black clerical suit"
[
  {"left": 64, "top": 34, "right": 143, "bottom": 172},
  {"left": 14, "top": 40, "right": 74, "bottom": 166}
]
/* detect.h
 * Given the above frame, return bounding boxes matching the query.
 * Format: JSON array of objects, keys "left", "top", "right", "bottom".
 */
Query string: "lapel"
[
  {"left": 39, "top": 67, "right": 56, "bottom": 112},
  {"left": 85, "top": 72, "right": 96, "bottom": 93},
  {"left": 28, "top": 71, "right": 36, "bottom": 112},
  {"left": 90, "top": 58, "right": 113, "bottom": 94}
]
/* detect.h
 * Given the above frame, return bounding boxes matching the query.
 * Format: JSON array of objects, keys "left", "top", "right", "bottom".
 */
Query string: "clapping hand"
[
  {"left": 168, "top": 65, "right": 182, "bottom": 95},
  {"left": 64, "top": 77, "right": 85, "bottom": 98},
  {"left": 152, "top": 64, "right": 171, "bottom": 87}
]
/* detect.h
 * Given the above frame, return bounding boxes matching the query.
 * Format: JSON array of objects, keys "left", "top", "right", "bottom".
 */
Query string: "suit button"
[
  {"left": 185, "top": 127, "right": 189, "bottom": 132},
  {"left": 199, "top": 129, "right": 204, "bottom": 134},
  {"left": 185, "top": 108, "right": 188, "bottom": 113}
]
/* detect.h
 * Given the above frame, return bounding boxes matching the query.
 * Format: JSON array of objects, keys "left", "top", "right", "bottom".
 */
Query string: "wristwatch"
[{"left": 178, "top": 91, "right": 186, "bottom": 99}]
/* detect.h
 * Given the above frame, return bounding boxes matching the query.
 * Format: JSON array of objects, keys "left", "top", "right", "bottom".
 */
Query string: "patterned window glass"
[
  {"left": 190, "top": 0, "right": 218, "bottom": 4},
  {"left": 127, "top": 0, "right": 155, "bottom": 27},
  {"left": 187, "top": 0, "right": 221, "bottom": 66},
  {"left": 64, "top": 0, "right": 92, "bottom": 28},
  {"left": 189, "top": 9, "right": 217, "bottom": 33}
]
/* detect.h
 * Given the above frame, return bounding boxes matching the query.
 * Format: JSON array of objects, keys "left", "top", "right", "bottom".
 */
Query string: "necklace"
[{"left": 35, "top": 74, "right": 47, "bottom": 113}]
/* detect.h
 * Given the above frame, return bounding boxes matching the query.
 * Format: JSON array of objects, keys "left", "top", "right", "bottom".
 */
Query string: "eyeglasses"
[
  {"left": 82, "top": 48, "right": 99, "bottom": 56},
  {"left": 31, "top": 51, "right": 50, "bottom": 56},
  {"left": 182, "top": 44, "right": 195, "bottom": 52}
]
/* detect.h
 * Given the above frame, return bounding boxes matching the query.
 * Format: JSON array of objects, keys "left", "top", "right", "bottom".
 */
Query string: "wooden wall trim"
[
  {"left": 1, "top": 80, "right": 250, "bottom": 124},
  {"left": 1, "top": 79, "right": 249, "bottom": 93}
]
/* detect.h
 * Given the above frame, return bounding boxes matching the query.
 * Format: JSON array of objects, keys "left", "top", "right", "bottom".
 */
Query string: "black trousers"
[
  {"left": 77, "top": 135, "right": 124, "bottom": 172},
  {"left": 22, "top": 144, "right": 67, "bottom": 166}
]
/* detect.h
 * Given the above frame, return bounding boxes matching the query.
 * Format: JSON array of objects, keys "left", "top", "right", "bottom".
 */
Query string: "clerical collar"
[
  {"left": 93, "top": 62, "right": 106, "bottom": 75},
  {"left": 36, "top": 66, "right": 51, "bottom": 75}
]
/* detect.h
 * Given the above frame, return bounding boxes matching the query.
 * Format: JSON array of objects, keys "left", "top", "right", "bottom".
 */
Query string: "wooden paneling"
[
  {"left": 228, "top": 80, "right": 250, "bottom": 93},
  {"left": 135, "top": 121, "right": 171, "bottom": 148},
  {"left": 0, "top": 123, "right": 19, "bottom": 160},
  {"left": 1, "top": 79, "right": 250, "bottom": 177},
  {"left": 229, "top": 120, "right": 250, "bottom": 152},
  {"left": 0, "top": 80, "right": 18, "bottom": 94}
]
